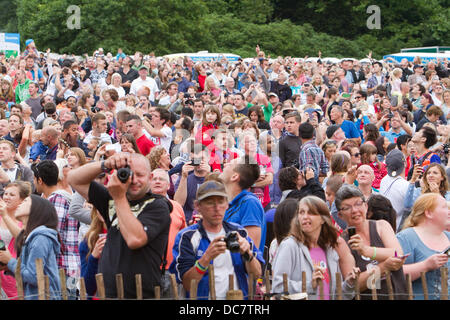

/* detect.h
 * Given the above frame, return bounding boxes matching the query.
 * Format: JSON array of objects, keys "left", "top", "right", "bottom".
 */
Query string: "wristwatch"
[
  {"left": 101, "top": 160, "right": 112, "bottom": 173},
  {"left": 242, "top": 250, "right": 255, "bottom": 263}
]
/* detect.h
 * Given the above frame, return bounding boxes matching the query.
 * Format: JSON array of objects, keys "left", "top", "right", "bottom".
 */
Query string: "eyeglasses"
[
  {"left": 339, "top": 200, "right": 365, "bottom": 214},
  {"left": 355, "top": 96, "right": 362, "bottom": 99},
  {"left": 352, "top": 153, "right": 360, "bottom": 157}
]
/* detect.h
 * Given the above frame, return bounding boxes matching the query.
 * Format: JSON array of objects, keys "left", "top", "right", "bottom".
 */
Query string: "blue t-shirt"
[
  {"left": 396, "top": 228, "right": 450, "bottom": 300},
  {"left": 381, "top": 129, "right": 406, "bottom": 144},
  {"left": 224, "top": 190, "right": 266, "bottom": 255},
  {"left": 340, "top": 120, "right": 361, "bottom": 139}
]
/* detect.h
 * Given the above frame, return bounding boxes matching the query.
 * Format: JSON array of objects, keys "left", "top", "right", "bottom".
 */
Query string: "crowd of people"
[{"left": 0, "top": 39, "right": 449, "bottom": 300}]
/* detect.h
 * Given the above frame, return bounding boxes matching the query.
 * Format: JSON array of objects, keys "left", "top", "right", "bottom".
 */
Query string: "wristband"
[
  {"left": 195, "top": 260, "right": 208, "bottom": 274},
  {"left": 371, "top": 246, "right": 377, "bottom": 260}
]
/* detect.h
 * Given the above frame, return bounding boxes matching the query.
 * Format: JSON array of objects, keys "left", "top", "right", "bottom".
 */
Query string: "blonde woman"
[
  {"left": 390, "top": 68, "right": 403, "bottom": 94},
  {"left": 106, "top": 73, "right": 126, "bottom": 111},
  {"left": 397, "top": 193, "right": 450, "bottom": 300}
]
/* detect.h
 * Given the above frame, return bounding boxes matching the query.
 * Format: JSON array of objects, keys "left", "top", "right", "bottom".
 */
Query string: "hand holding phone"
[{"left": 441, "top": 246, "right": 450, "bottom": 256}]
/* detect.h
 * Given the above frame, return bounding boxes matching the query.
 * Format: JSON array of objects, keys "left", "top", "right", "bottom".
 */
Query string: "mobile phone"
[
  {"left": 191, "top": 158, "right": 201, "bottom": 166},
  {"left": 441, "top": 246, "right": 450, "bottom": 256},
  {"left": 342, "top": 93, "right": 351, "bottom": 98},
  {"left": 397, "top": 253, "right": 411, "bottom": 259},
  {"left": 347, "top": 226, "right": 356, "bottom": 238},
  {"left": 0, "top": 239, "right": 5, "bottom": 266}
]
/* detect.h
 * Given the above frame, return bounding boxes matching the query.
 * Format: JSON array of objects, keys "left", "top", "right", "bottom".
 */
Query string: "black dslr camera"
[
  {"left": 117, "top": 166, "right": 132, "bottom": 183},
  {"left": 224, "top": 231, "right": 240, "bottom": 253}
]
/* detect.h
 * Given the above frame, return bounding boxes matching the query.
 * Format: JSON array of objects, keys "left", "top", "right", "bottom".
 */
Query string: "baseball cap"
[
  {"left": 25, "top": 39, "right": 34, "bottom": 47},
  {"left": 139, "top": 65, "right": 149, "bottom": 72},
  {"left": 326, "top": 124, "right": 341, "bottom": 139},
  {"left": 268, "top": 93, "right": 278, "bottom": 98},
  {"left": 413, "top": 64, "right": 423, "bottom": 70},
  {"left": 196, "top": 180, "right": 228, "bottom": 201},
  {"left": 385, "top": 149, "right": 405, "bottom": 177}
]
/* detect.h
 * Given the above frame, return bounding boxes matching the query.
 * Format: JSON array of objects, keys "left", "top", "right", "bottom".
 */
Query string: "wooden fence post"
[
  {"left": 282, "top": 273, "right": 288, "bottom": 294},
  {"left": 264, "top": 270, "right": 271, "bottom": 300},
  {"left": 35, "top": 258, "right": 45, "bottom": 300},
  {"left": 229, "top": 274, "right": 234, "bottom": 291},
  {"left": 318, "top": 278, "right": 324, "bottom": 300},
  {"left": 370, "top": 269, "right": 377, "bottom": 300},
  {"left": 385, "top": 271, "right": 394, "bottom": 300},
  {"left": 79, "top": 277, "right": 87, "bottom": 300},
  {"left": 441, "top": 267, "right": 448, "bottom": 300},
  {"left": 135, "top": 274, "right": 142, "bottom": 300},
  {"left": 15, "top": 258, "right": 24, "bottom": 300},
  {"left": 208, "top": 264, "right": 216, "bottom": 300},
  {"left": 190, "top": 279, "right": 198, "bottom": 300},
  {"left": 154, "top": 286, "right": 161, "bottom": 300},
  {"left": 116, "top": 273, "right": 124, "bottom": 300},
  {"left": 44, "top": 275, "right": 50, "bottom": 300},
  {"left": 406, "top": 274, "right": 413, "bottom": 300},
  {"left": 95, "top": 273, "right": 106, "bottom": 300},
  {"left": 226, "top": 274, "right": 243, "bottom": 300},
  {"left": 170, "top": 273, "right": 179, "bottom": 300},
  {"left": 420, "top": 272, "right": 428, "bottom": 300},
  {"left": 355, "top": 272, "right": 360, "bottom": 300},
  {"left": 59, "top": 269, "right": 68, "bottom": 300},
  {"left": 301, "top": 271, "right": 306, "bottom": 293},
  {"left": 336, "top": 272, "right": 342, "bottom": 300},
  {"left": 248, "top": 273, "right": 254, "bottom": 300}
]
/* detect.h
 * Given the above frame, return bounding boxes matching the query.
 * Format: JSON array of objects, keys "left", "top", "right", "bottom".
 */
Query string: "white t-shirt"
[
  {"left": 149, "top": 125, "right": 172, "bottom": 153},
  {"left": 379, "top": 175, "right": 410, "bottom": 231},
  {"left": 205, "top": 228, "right": 239, "bottom": 300},
  {"left": 130, "top": 76, "right": 159, "bottom": 102},
  {"left": 83, "top": 131, "right": 112, "bottom": 145}
]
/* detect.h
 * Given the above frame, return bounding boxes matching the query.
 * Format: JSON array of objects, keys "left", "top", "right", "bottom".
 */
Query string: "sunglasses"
[{"left": 352, "top": 153, "right": 360, "bottom": 157}]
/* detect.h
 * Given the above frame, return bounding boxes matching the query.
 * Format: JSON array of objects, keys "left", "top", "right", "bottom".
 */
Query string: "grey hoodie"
[
  {"left": 271, "top": 236, "right": 355, "bottom": 300},
  {"left": 7, "top": 225, "right": 61, "bottom": 300}
]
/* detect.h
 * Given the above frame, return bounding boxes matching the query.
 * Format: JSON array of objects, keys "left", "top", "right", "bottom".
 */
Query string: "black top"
[
  {"left": 88, "top": 181, "right": 172, "bottom": 299},
  {"left": 286, "top": 178, "right": 326, "bottom": 202},
  {"left": 118, "top": 67, "right": 139, "bottom": 94},
  {"left": 278, "top": 134, "right": 302, "bottom": 169},
  {"left": 343, "top": 220, "right": 407, "bottom": 300}
]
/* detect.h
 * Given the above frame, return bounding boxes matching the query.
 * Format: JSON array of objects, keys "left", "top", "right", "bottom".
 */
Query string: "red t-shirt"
[
  {"left": 195, "top": 123, "right": 218, "bottom": 149},
  {"left": 136, "top": 134, "right": 155, "bottom": 156},
  {"left": 209, "top": 148, "right": 239, "bottom": 172}
]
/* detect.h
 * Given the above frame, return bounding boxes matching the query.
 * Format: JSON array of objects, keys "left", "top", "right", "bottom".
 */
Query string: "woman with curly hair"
[{"left": 147, "top": 145, "right": 175, "bottom": 198}]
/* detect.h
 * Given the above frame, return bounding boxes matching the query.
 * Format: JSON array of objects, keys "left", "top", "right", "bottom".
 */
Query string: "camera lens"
[{"left": 117, "top": 166, "right": 132, "bottom": 183}]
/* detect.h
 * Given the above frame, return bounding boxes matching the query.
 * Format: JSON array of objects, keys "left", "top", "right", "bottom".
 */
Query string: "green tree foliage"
[{"left": 9, "top": 0, "right": 449, "bottom": 59}]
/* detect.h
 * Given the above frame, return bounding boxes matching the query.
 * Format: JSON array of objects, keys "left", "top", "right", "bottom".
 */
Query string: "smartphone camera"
[{"left": 347, "top": 226, "right": 356, "bottom": 238}]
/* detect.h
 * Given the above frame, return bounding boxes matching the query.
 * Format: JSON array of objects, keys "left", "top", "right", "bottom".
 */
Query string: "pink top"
[
  {"left": 0, "top": 217, "right": 22, "bottom": 299},
  {"left": 309, "top": 247, "right": 330, "bottom": 300}
]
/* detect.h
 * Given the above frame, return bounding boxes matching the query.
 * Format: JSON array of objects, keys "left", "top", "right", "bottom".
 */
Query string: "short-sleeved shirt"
[
  {"left": 88, "top": 181, "right": 171, "bottom": 299},
  {"left": 224, "top": 189, "right": 266, "bottom": 255},
  {"left": 397, "top": 228, "right": 450, "bottom": 300}
]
